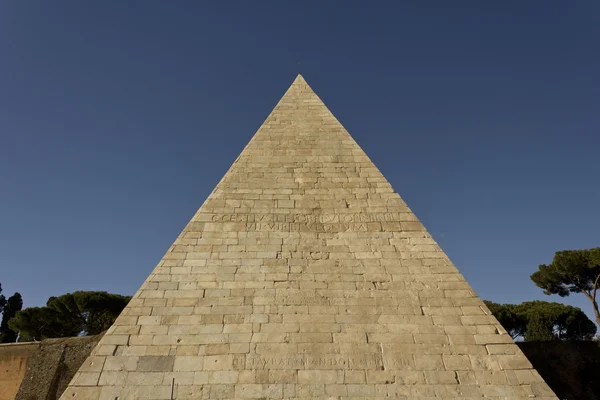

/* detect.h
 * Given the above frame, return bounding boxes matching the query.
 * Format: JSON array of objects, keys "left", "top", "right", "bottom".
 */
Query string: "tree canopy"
[
  {"left": 531, "top": 247, "right": 600, "bottom": 327},
  {"left": 0, "top": 283, "right": 23, "bottom": 343},
  {"left": 9, "top": 291, "right": 130, "bottom": 341},
  {"left": 0, "top": 292, "right": 22, "bottom": 343},
  {"left": 484, "top": 300, "right": 597, "bottom": 341},
  {"left": 0, "top": 283, "right": 5, "bottom": 314}
]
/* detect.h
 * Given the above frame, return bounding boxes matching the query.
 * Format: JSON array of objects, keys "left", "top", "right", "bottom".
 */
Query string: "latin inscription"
[
  {"left": 211, "top": 212, "right": 408, "bottom": 223},
  {"left": 246, "top": 354, "right": 384, "bottom": 370},
  {"left": 246, "top": 222, "right": 369, "bottom": 232},
  {"left": 201, "top": 212, "right": 412, "bottom": 232},
  {"left": 275, "top": 296, "right": 329, "bottom": 305},
  {"left": 252, "top": 296, "right": 330, "bottom": 306}
]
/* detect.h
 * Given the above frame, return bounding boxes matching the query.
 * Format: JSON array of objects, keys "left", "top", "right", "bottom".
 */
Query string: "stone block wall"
[
  {"left": 1, "top": 337, "right": 597, "bottom": 400},
  {"left": 0, "top": 335, "right": 101, "bottom": 400},
  {"left": 0, "top": 342, "right": 39, "bottom": 400}
]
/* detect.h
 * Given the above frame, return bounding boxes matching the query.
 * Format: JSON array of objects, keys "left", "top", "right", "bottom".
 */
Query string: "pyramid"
[{"left": 62, "top": 75, "right": 557, "bottom": 399}]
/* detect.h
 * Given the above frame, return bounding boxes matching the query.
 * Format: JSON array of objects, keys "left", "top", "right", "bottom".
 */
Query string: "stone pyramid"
[{"left": 62, "top": 75, "right": 557, "bottom": 399}]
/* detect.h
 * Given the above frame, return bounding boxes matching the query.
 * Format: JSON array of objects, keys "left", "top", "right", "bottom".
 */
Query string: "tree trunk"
[
  {"left": 582, "top": 291, "right": 600, "bottom": 330},
  {"left": 593, "top": 299, "right": 600, "bottom": 329}
]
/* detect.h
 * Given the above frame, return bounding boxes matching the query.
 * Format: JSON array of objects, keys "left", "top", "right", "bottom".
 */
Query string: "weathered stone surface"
[
  {"left": 0, "top": 342, "right": 39, "bottom": 400},
  {"left": 7, "top": 335, "right": 103, "bottom": 400},
  {"left": 60, "top": 75, "right": 557, "bottom": 399}
]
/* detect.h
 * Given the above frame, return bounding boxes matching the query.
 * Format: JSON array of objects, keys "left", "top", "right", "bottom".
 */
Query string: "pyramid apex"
[
  {"left": 293, "top": 73, "right": 307, "bottom": 84},
  {"left": 276, "top": 73, "right": 318, "bottom": 101},
  {"left": 284, "top": 73, "right": 316, "bottom": 96}
]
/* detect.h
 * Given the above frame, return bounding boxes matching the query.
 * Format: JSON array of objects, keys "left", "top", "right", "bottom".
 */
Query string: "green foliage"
[
  {"left": 484, "top": 300, "right": 597, "bottom": 341},
  {"left": 0, "top": 283, "right": 23, "bottom": 343},
  {"left": 9, "top": 291, "right": 130, "bottom": 341},
  {"left": 8, "top": 307, "right": 75, "bottom": 341},
  {"left": 0, "top": 283, "right": 6, "bottom": 314},
  {"left": 531, "top": 247, "right": 600, "bottom": 327},
  {"left": 522, "top": 301, "right": 596, "bottom": 341},
  {"left": 0, "top": 292, "right": 23, "bottom": 343},
  {"left": 525, "top": 314, "right": 556, "bottom": 342}
]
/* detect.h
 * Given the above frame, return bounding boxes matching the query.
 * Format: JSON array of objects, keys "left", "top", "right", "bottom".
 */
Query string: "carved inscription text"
[
  {"left": 211, "top": 212, "right": 409, "bottom": 223},
  {"left": 205, "top": 212, "right": 413, "bottom": 232},
  {"left": 246, "top": 354, "right": 384, "bottom": 370}
]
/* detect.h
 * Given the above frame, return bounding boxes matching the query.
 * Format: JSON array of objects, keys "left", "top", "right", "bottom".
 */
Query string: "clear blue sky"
[{"left": 1, "top": 2, "right": 598, "bottom": 320}]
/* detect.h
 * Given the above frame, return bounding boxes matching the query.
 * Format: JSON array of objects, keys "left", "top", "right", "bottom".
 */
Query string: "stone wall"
[
  {"left": 0, "top": 336, "right": 598, "bottom": 400},
  {"left": 0, "top": 342, "right": 39, "bottom": 400},
  {"left": 0, "top": 334, "right": 102, "bottom": 400}
]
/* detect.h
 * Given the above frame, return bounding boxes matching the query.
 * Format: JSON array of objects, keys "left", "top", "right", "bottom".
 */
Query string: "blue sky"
[{"left": 0, "top": 2, "right": 598, "bottom": 320}]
